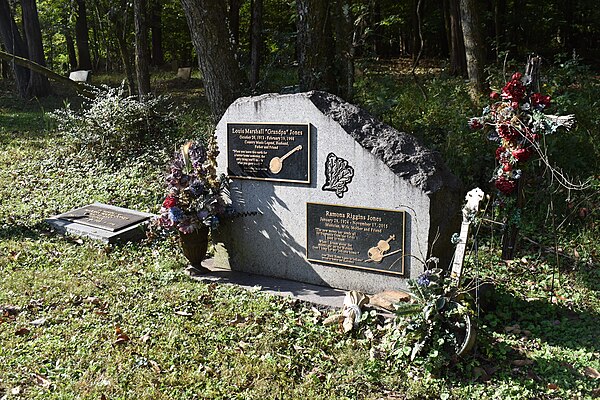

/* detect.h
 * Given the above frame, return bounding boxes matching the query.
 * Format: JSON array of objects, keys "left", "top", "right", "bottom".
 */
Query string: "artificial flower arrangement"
[
  {"left": 378, "top": 267, "right": 475, "bottom": 371},
  {"left": 469, "top": 70, "right": 574, "bottom": 200},
  {"left": 155, "top": 137, "right": 231, "bottom": 235}
]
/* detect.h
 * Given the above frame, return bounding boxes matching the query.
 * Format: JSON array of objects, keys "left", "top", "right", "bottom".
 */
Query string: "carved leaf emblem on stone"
[{"left": 322, "top": 153, "right": 354, "bottom": 198}]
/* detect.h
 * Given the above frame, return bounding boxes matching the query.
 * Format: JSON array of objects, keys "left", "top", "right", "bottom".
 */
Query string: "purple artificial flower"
[
  {"left": 168, "top": 206, "right": 185, "bottom": 222},
  {"left": 417, "top": 272, "right": 431, "bottom": 287}
]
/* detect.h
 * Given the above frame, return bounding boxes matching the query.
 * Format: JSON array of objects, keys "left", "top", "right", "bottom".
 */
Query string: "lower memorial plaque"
[{"left": 306, "top": 203, "right": 406, "bottom": 275}]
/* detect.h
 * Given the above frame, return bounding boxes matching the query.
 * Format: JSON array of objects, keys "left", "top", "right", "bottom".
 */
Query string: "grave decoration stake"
[
  {"left": 468, "top": 57, "right": 575, "bottom": 259},
  {"left": 323, "top": 290, "right": 369, "bottom": 333}
]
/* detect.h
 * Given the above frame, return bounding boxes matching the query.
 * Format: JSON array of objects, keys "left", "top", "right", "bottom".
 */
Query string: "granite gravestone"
[
  {"left": 214, "top": 91, "right": 461, "bottom": 293},
  {"left": 46, "top": 203, "right": 153, "bottom": 243},
  {"left": 68, "top": 70, "right": 91, "bottom": 82},
  {"left": 176, "top": 67, "right": 192, "bottom": 81}
]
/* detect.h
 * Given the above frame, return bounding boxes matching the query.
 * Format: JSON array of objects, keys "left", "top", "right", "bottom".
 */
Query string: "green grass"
[{"left": 1, "top": 69, "right": 599, "bottom": 399}]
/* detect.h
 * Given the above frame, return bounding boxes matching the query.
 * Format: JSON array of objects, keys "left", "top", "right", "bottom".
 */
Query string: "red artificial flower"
[
  {"left": 502, "top": 163, "right": 513, "bottom": 172},
  {"left": 495, "top": 176, "right": 517, "bottom": 195},
  {"left": 512, "top": 147, "right": 533, "bottom": 162},
  {"left": 511, "top": 72, "right": 523, "bottom": 81},
  {"left": 501, "top": 79, "right": 526, "bottom": 103},
  {"left": 497, "top": 124, "right": 520, "bottom": 140},
  {"left": 530, "top": 92, "right": 551, "bottom": 108},
  {"left": 495, "top": 146, "right": 506, "bottom": 160},
  {"left": 469, "top": 118, "right": 483, "bottom": 130},
  {"left": 162, "top": 196, "right": 177, "bottom": 208},
  {"left": 490, "top": 91, "right": 500, "bottom": 100}
]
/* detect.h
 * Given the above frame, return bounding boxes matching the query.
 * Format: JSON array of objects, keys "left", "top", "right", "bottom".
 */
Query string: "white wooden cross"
[{"left": 450, "top": 188, "right": 485, "bottom": 286}]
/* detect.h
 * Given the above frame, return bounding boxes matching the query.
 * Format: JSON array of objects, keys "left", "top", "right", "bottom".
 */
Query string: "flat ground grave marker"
[
  {"left": 46, "top": 203, "right": 153, "bottom": 243},
  {"left": 214, "top": 91, "right": 462, "bottom": 293}
]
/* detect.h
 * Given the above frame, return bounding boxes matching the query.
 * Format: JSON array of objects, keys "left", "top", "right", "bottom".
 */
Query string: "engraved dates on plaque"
[
  {"left": 227, "top": 123, "right": 310, "bottom": 184},
  {"left": 306, "top": 203, "right": 406, "bottom": 276}
]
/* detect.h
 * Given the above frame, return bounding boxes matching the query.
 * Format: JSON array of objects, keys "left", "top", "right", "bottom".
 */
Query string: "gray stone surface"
[
  {"left": 46, "top": 202, "right": 154, "bottom": 243},
  {"left": 176, "top": 67, "right": 192, "bottom": 81},
  {"left": 188, "top": 258, "right": 347, "bottom": 309},
  {"left": 214, "top": 91, "right": 461, "bottom": 294},
  {"left": 68, "top": 70, "right": 91, "bottom": 82}
]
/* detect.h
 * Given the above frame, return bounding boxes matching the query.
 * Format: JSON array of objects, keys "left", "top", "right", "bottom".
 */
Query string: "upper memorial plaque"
[{"left": 227, "top": 122, "right": 310, "bottom": 183}]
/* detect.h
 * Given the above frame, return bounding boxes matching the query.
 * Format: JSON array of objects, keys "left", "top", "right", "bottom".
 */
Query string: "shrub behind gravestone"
[{"left": 51, "top": 83, "right": 179, "bottom": 162}]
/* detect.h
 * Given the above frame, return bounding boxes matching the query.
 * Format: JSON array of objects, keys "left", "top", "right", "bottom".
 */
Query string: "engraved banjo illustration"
[{"left": 268, "top": 145, "right": 303, "bottom": 174}]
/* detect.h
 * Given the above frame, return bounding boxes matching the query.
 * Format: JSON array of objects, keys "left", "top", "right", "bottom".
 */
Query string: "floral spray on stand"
[{"left": 469, "top": 58, "right": 575, "bottom": 259}]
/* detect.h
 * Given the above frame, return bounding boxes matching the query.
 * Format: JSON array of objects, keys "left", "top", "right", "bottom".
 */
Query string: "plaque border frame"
[
  {"left": 305, "top": 202, "right": 406, "bottom": 276},
  {"left": 226, "top": 122, "right": 311, "bottom": 184}
]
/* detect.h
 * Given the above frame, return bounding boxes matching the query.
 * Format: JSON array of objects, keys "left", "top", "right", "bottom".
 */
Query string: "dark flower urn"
[{"left": 179, "top": 226, "right": 210, "bottom": 267}]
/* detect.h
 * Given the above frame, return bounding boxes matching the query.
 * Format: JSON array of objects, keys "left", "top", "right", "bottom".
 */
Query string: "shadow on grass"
[
  {"left": 437, "top": 287, "right": 600, "bottom": 396},
  {"left": 0, "top": 221, "right": 50, "bottom": 242},
  {"left": 486, "top": 287, "right": 599, "bottom": 352}
]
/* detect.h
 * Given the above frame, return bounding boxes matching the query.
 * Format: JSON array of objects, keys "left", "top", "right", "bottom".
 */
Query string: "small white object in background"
[
  {"left": 177, "top": 67, "right": 192, "bottom": 81},
  {"left": 69, "top": 70, "right": 91, "bottom": 82}
]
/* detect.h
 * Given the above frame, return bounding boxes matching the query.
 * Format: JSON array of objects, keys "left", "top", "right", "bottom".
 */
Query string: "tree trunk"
[
  {"left": 296, "top": 0, "right": 336, "bottom": 93},
  {"left": 150, "top": 0, "right": 163, "bottom": 66},
  {"left": 1, "top": 57, "right": 9, "bottom": 79},
  {"left": 228, "top": 0, "right": 242, "bottom": 46},
  {"left": 0, "top": 49, "right": 95, "bottom": 97},
  {"left": 134, "top": 0, "right": 151, "bottom": 97},
  {"left": 332, "top": 0, "right": 354, "bottom": 100},
  {"left": 180, "top": 0, "right": 247, "bottom": 119},
  {"left": 459, "top": 0, "right": 485, "bottom": 95},
  {"left": 444, "top": 0, "right": 467, "bottom": 76},
  {"left": 249, "top": 0, "right": 262, "bottom": 91},
  {"left": 116, "top": 32, "right": 136, "bottom": 95},
  {"left": 111, "top": 1, "right": 136, "bottom": 95},
  {"left": 21, "top": 0, "right": 51, "bottom": 98},
  {"left": 493, "top": 0, "right": 506, "bottom": 59},
  {"left": 75, "top": 0, "right": 92, "bottom": 70},
  {"left": 65, "top": 28, "right": 78, "bottom": 70},
  {"left": 0, "top": 0, "right": 29, "bottom": 97}
]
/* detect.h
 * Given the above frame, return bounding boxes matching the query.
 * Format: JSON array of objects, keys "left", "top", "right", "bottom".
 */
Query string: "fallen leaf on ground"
[
  {"left": 140, "top": 332, "right": 151, "bottom": 343},
  {"left": 114, "top": 326, "right": 130, "bottom": 345},
  {"left": 512, "top": 359, "right": 534, "bottom": 367},
  {"left": 30, "top": 317, "right": 46, "bottom": 326},
  {"left": 583, "top": 366, "right": 600, "bottom": 379},
  {"left": 228, "top": 314, "right": 245, "bottom": 325},
  {"left": 84, "top": 297, "right": 101, "bottom": 305},
  {"left": 149, "top": 360, "right": 161, "bottom": 373},
  {"left": 174, "top": 310, "right": 193, "bottom": 317},
  {"left": 2, "top": 305, "right": 20, "bottom": 316},
  {"left": 15, "top": 327, "right": 30, "bottom": 336},
  {"left": 10, "top": 386, "right": 21, "bottom": 394},
  {"left": 547, "top": 383, "right": 559, "bottom": 390},
  {"left": 32, "top": 373, "right": 51, "bottom": 389}
]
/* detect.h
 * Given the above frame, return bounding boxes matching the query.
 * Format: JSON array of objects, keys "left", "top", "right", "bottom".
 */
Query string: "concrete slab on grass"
[{"left": 187, "top": 258, "right": 347, "bottom": 309}]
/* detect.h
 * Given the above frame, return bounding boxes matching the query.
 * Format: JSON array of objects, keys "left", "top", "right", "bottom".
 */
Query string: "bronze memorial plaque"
[
  {"left": 59, "top": 204, "right": 149, "bottom": 232},
  {"left": 227, "top": 122, "right": 310, "bottom": 183},
  {"left": 306, "top": 203, "right": 406, "bottom": 275}
]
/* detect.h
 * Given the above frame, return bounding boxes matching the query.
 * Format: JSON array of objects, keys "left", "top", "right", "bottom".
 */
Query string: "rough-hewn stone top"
[{"left": 306, "top": 91, "right": 461, "bottom": 195}]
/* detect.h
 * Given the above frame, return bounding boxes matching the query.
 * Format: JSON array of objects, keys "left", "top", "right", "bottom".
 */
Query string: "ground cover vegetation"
[
  {"left": 1, "top": 0, "right": 599, "bottom": 398},
  {"left": 1, "top": 55, "right": 599, "bottom": 398}
]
